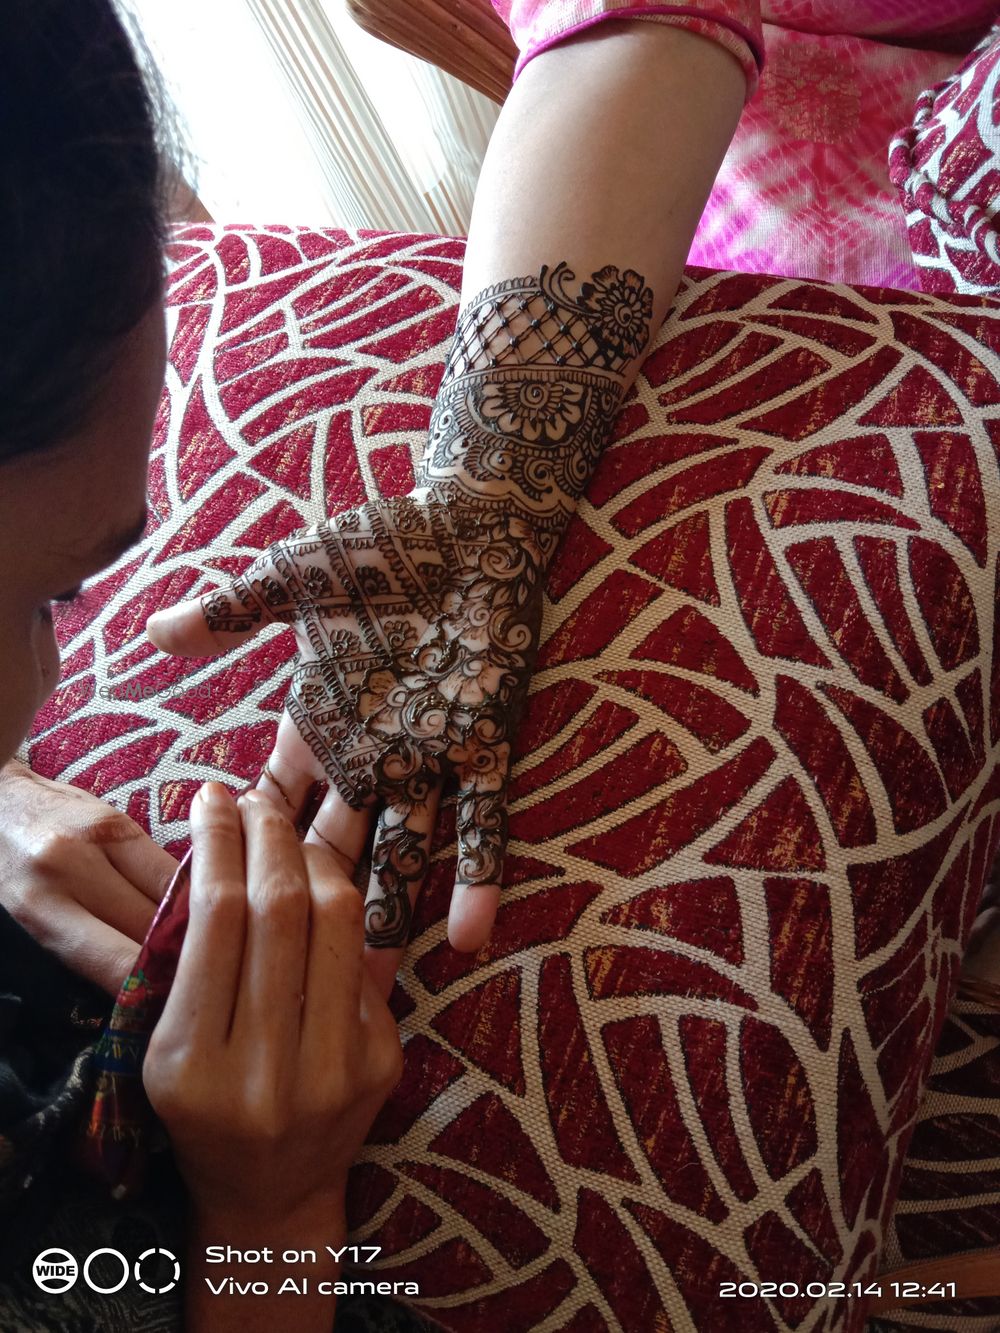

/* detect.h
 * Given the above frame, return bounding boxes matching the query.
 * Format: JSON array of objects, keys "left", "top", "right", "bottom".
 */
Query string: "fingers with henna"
[
  {"left": 146, "top": 543, "right": 302, "bottom": 657},
  {"left": 255, "top": 715, "right": 329, "bottom": 826},
  {"left": 363, "top": 784, "right": 441, "bottom": 999},
  {"left": 447, "top": 759, "right": 509, "bottom": 953},
  {"left": 303, "top": 788, "right": 372, "bottom": 881}
]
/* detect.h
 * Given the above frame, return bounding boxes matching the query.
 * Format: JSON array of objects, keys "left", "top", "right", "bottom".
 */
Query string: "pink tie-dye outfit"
[
  {"left": 492, "top": 1, "right": 767, "bottom": 101},
  {"left": 489, "top": 1, "right": 997, "bottom": 289},
  {"left": 759, "top": 1, "right": 998, "bottom": 43}
]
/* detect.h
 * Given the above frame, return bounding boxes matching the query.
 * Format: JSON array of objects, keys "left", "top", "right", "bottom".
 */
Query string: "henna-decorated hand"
[
  {"left": 147, "top": 495, "right": 546, "bottom": 983},
  {"left": 149, "top": 261, "right": 654, "bottom": 991}
]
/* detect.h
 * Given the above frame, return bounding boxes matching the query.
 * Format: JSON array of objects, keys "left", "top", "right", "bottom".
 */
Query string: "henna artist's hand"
[
  {"left": 0, "top": 759, "right": 179, "bottom": 994},
  {"left": 148, "top": 262, "right": 655, "bottom": 988},
  {"left": 143, "top": 784, "right": 402, "bottom": 1333}
]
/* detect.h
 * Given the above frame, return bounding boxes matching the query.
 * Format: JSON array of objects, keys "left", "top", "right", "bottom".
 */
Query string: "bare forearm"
[
  {"left": 462, "top": 19, "right": 747, "bottom": 363},
  {"left": 415, "top": 21, "right": 746, "bottom": 547}
]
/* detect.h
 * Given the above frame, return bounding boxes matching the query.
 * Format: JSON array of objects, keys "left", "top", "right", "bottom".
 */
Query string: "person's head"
[{"left": 0, "top": 0, "right": 174, "bottom": 765}]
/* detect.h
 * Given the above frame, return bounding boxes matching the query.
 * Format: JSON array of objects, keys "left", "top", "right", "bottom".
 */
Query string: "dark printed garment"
[
  {"left": 0, "top": 905, "right": 184, "bottom": 1331},
  {"left": 0, "top": 887, "right": 433, "bottom": 1332}
]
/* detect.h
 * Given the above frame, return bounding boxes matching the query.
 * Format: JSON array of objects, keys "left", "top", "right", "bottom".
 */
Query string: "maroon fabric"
[{"left": 33, "top": 225, "right": 1000, "bottom": 1330}]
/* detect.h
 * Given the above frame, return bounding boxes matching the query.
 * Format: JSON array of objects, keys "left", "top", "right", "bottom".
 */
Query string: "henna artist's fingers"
[
  {"left": 363, "top": 783, "right": 441, "bottom": 1001},
  {"left": 229, "top": 790, "right": 310, "bottom": 1067},
  {"left": 448, "top": 759, "right": 510, "bottom": 954},
  {"left": 303, "top": 787, "right": 372, "bottom": 880}
]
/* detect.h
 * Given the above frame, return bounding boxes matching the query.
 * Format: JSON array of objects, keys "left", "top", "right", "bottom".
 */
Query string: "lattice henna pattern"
[
  {"left": 202, "top": 264, "right": 655, "bottom": 947},
  {"left": 416, "top": 262, "right": 654, "bottom": 532},
  {"left": 445, "top": 263, "right": 653, "bottom": 375}
]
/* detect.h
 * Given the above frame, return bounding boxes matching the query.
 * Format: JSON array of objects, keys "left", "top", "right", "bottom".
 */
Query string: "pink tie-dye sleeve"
[{"left": 491, "top": 1, "right": 765, "bottom": 103}]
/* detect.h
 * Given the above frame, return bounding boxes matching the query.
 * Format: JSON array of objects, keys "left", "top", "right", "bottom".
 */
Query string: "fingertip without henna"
[
  {"left": 448, "top": 883, "right": 501, "bottom": 954},
  {"left": 198, "top": 781, "right": 233, "bottom": 808},
  {"left": 146, "top": 601, "right": 214, "bottom": 656},
  {"left": 144, "top": 606, "right": 173, "bottom": 649}
]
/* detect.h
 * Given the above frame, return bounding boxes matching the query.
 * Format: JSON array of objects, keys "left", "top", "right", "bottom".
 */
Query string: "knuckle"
[
  {"left": 241, "top": 1086, "right": 291, "bottom": 1142},
  {"left": 143, "top": 1039, "right": 190, "bottom": 1118},
  {"left": 154, "top": 862, "right": 180, "bottom": 903},
  {"left": 302, "top": 838, "right": 355, "bottom": 880},
  {"left": 87, "top": 810, "right": 137, "bottom": 840},
  {"left": 298, "top": 1087, "right": 348, "bottom": 1130},
  {"left": 192, "top": 877, "right": 246, "bottom": 923},
  {"left": 194, "top": 804, "right": 242, "bottom": 837},
  {"left": 377, "top": 1034, "right": 405, "bottom": 1091},
  {"left": 250, "top": 873, "right": 309, "bottom": 926},
  {"left": 366, "top": 1028, "right": 404, "bottom": 1095},
  {"left": 361, "top": 997, "right": 403, "bottom": 1074},
  {"left": 247, "top": 796, "right": 292, "bottom": 834},
  {"left": 29, "top": 828, "right": 77, "bottom": 874}
]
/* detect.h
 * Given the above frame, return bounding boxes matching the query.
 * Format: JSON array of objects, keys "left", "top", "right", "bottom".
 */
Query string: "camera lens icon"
[
  {"left": 32, "top": 1248, "right": 78, "bottom": 1294},
  {"left": 136, "top": 1247, "right": 180, "bottom": 1295}
]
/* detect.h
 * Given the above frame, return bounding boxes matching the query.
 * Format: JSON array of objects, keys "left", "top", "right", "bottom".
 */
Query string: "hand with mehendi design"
[
  {"left": 154, "top": 500, "right": 545, "bottom": 953},
  {"left": 147, "top": 262, "right": 655, "bottom": 989}
]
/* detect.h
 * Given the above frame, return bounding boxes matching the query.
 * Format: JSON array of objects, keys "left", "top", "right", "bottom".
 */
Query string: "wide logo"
[
  {"left": 32, "top": 1247, "right": 179, "bottom": 1296},
  {"left": 31, "top": 1249, "right": 77, "bottom": 1295}
]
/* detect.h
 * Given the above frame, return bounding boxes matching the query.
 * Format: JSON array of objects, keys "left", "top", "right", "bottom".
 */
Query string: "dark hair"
[{"left": 0, "top": 0, "right": 179, "bottom": 461}]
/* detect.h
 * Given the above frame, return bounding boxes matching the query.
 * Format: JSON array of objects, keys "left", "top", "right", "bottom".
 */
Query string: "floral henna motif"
[
  {"left": 581, "top": 264, "right": 655, "bottom": 361},
  {"left": 200, "top": 264, "right": 655, "bottom": 948},
  {"left": 479, "top": 378, "right": 586, "bottom": 443}
]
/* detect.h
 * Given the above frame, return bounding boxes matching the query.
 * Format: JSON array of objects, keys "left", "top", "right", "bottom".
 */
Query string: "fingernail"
[{"left": 198, "top": 782, "right": 231, "bottom": 807}]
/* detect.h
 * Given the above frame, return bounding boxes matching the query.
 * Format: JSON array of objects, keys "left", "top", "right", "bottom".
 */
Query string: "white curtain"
[{"left": 129, "top": 0, "right": 499, "bottom": 234}]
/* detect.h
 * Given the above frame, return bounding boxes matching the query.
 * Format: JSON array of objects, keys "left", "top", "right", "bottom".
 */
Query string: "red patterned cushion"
[
  {"left": 28, "top": 226, "right": 1000, "bottom": 1331},
  {"left": 889, "top": 22, "right": 1000, "bottom": 296}
]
